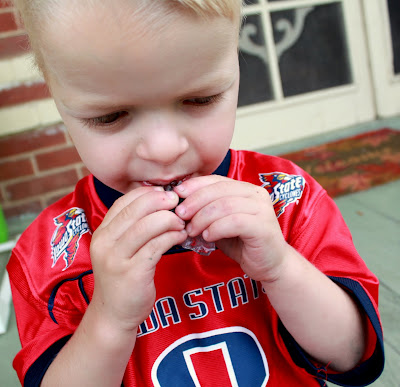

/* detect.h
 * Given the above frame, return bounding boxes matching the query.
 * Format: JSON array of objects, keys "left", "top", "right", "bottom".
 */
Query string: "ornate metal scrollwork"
[{"left": 239, "top": 7, "right": 315, "bottom": 65}]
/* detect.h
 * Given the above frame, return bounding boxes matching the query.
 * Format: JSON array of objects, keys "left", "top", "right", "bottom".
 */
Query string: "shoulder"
[
  {"left": 230, "top": 149, "right": 322, "bottom": 188},
  {"left": 229, "top": 149, "right": 327, "bottom": 216},
  {"left": 7, "top": 175, "right": 100, "bottom": 290},
  {"left": 14, "top": 174, "right": 102, "bottom": 245}
]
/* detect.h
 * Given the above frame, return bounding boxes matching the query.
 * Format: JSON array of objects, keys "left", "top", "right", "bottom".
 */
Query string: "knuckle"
[
  {"left": 133, "top": 218, "right": 148, "bottom": 237},
  {"left": 230, "top": 213, "right": 243, "bottom": 227},
  {"left": 220, "top": 198, "right": 234, "bottom": 214},
  {"left": 90, "top": 227, "right": 114, "bottom": 259},
  {"left": 90, "top": 231, "right": 103, "bottom": 253},
  {"left": 119, "top": 204, "right": 135, "bottom": 222},
  {"left": 112, "top": 194, "right": 131, "bottom": 212},
  {"left": 164, "top": 213, "right": 183, "bottom": 233},
  {"left": 113, "top": 194, "right": 126, "bottom": 207},
  {"left": 145, "top": 238, "right": 162, "bottom": 259}
]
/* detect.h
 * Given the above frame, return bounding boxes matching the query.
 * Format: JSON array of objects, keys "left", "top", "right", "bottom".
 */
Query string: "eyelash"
[
  {"left": 182, "top": 94, "right": 223, "bottom": 106},
  {"left": 83, "top": 111, "right": 128, "bottom": 128},
  {"left": 83, "top": 94, "right": 223, "bottom": 128}
]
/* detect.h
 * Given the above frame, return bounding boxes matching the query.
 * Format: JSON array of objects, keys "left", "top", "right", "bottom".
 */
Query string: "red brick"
[
  {"left": 0, "top": 11, "right": 18, "bottom": 33},
  {"left": 0, "top": 1, "right": 12, "bottom": 9},
  {"left": 3, "top": 200, "right": 42, "bottom": 219},
  {"left": 0, "top": 82, "right": 50, "bottom": 107},
  {"left": 0, "top": 158, "right": 33, "bottom": 181},
  {"left": 0, "top": 33, "right": 29, "bottom": 59},
  {"left": 0, "top": 125, "right": 67, "bottom": 158},
  {"left": 5, "top": 169, "right": 79, "bottom": 200},
  {"left": 36, "top": 145, "right": 82, "bottom": 171}
]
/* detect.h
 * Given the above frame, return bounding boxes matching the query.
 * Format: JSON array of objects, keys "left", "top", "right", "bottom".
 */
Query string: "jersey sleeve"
[
  {"left": 6, "top": 185, "right": 96, "bottom": 386},
  {"left": 7, "top": 253, "right": 75, "bottom": 386},
  {"left": 230, "top": 150, "right": 384, "bottom": 385},
  {"left": 281, "top": 188, "right": 384, "bottom": 386}
]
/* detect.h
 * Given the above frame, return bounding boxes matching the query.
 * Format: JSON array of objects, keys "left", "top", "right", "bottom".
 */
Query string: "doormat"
[{"left": 280, "top": 128, "right": 400, "bottom": 198}]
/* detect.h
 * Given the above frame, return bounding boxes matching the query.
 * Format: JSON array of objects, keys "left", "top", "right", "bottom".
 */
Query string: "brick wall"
[
  {"left": 0, "top": 1, "right": 27, "bottom": 58},
  {"left": 0, "top": 124, "right": 88, "bottom": 220},
  {"left": 0, "top": 1, "right": 85, "bottom": 223},
  {"left": 0, "top": 1, "right": 43, "bottom": 101}
]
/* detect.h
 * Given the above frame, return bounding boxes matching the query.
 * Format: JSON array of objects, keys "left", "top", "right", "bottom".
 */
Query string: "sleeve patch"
[{"left": 259, "top": 172, "right": 306, "bottom": 217}]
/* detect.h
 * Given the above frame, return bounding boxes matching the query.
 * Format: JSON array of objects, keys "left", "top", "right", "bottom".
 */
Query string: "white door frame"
[
  {"left": 0, "top": 240, "right": 15, "bottom": 335},
  {"left": 363, "top": 0, "right": 400, "bottom": 118}
]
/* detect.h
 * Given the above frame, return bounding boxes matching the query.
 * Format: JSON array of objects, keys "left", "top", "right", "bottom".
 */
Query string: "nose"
[{"left": 135, "top": 113, "right": 189, "bottom": 165}]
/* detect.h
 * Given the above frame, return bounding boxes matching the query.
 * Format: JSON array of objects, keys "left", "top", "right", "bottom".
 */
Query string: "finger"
[
  {"left": 133, "top": 229, "right": 188, "bottom": 270},
  {"left": 115, "top": 209, "right": 186, "bottom": 260},
  {"left": 175, "top": 180, "right": 264, "bottom": 221},
  {"left": 202, "top": 213, "right": 260, "bottom": 243},
  {"left": 100, "top": 186, "right": 164, "bottom": 228},
  {"left": 173, "top": 174, "right": 227, "bottom": 198},
  {"left": 103, "top": 190, "right": 181, "bottom": 240},
  {"left": 185, "top": 196, "right": 261, "bottom": 237}
]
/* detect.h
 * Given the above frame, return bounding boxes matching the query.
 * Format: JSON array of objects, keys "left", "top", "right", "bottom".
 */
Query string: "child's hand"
[
  {"left": 89, "top": 187, "right": 187, "bottom": 333},
  {"left": 174, "top": 176, "right": 289, "bottom": 282}
]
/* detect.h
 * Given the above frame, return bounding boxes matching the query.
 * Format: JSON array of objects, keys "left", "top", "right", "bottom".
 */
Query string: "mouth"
[{"left": 142, "top": 174, "right": 192, "bottom": 190}]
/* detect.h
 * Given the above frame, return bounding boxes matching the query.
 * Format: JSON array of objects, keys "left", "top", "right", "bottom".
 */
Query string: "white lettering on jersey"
[{"left": 137, "top": 275, "right": 264, "bottom": 337}]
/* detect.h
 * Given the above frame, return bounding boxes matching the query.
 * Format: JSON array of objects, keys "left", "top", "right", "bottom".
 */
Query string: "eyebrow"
[
  {"left": 62, "top": 72, "right": 236, "bottom": 115},
  {"left": 178, "top": 80, "right": 234, "bottom": 100}
]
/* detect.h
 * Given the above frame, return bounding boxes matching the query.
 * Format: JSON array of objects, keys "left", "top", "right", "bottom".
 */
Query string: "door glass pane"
[
  {"left": 271, "top": 3, "right": 352, "bottom": 97},
  {"left": 238, "top": 14, "right": 273, "bottom": 106},
  {"left": 387, "top": 0, "right": 400, "bottom": 75}
]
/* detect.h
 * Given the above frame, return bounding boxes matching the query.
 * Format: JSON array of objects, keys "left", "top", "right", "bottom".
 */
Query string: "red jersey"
[{"left": 7, "top": 150, "right": 384, "bottom": 386}]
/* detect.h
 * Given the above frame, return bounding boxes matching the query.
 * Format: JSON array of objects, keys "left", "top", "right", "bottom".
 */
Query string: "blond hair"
[{"left": 9, "top": 0, "right": 242, "bottom": 74}]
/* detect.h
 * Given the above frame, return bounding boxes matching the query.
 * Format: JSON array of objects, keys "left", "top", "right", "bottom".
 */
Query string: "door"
[
  {"left": 363, "top": 0, "right": 400, "bottom": 118},
  {"left": 233, "top": 0, "right": 376, "bottom": 150}
]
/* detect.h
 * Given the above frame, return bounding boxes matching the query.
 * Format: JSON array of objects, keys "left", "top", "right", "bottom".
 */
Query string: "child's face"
[{"left": 41, "top": 5, "right": 240, "bottom": 193}]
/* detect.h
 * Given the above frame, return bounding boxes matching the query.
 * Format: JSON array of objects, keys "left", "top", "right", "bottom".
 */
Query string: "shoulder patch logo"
[
  {"left": 50, "top": 207, "right": 90, "bottom": 270},
  {"left": 259, "top": 172, "right": 305, "bottom": 217}
]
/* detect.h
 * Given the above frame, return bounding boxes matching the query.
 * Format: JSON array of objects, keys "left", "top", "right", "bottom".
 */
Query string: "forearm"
[
  {"left": 262, "top": 244, "right": 366, "bottom": 372},
  {"left": 41, "top": 302, "right": 137, "bottom": 387}
]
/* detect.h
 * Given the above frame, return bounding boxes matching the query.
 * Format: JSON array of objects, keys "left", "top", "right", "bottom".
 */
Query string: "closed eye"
[
  {"left": 83, "top": 111, "right": 128, "bottom": 128},
  {"left": 182, "top": 94, "right": 223, "bottom": 107}
]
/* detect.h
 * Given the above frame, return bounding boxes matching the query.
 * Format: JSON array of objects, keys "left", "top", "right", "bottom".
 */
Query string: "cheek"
[
  {"left": 207, "top": 108, "right": 236, "bottom": 145},
  {"left": 193, "top": 118, "right": 235, "bottom": 167},
  {"left": 197, "top": 97, "right": 236, "bottom": 141},
  {"left": 67, "top": 127, "right": 128, "bottom": 176},
  {"left": 196, "top": 104, "right": 235, "bottom": 156}
]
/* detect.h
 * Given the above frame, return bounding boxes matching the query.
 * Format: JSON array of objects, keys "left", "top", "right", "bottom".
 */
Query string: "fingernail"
[
  {"left": 154, "top": 186, "right": 164, "bottom": 191},
  {"left": 175, "top": 184, "right": 185, "bottom": 192},
  {"left": 186, "top": 223, "right": 192, "bottom": 234},
  {"left": 166, "top": 191, "right": 177, "bottom": 199},
  {"left": 175, "top": 205, "right": 185, "bottom": 216}
]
